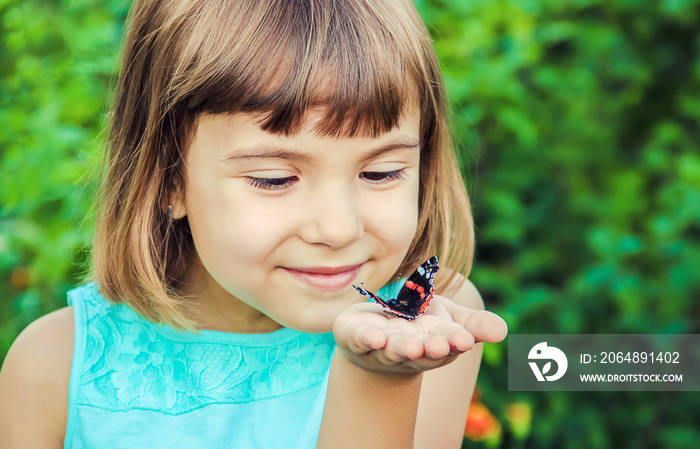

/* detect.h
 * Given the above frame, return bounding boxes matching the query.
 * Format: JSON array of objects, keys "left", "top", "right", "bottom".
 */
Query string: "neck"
[{"left": 179, "top": 254, "right": 283, "bottom": 334}]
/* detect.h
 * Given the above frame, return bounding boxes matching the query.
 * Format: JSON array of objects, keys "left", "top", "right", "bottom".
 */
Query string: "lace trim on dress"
[{"left": 67, "top": 283, "right": 335, "bottom": 415}]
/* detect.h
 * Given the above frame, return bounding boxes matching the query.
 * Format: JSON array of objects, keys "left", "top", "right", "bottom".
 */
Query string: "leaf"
[{"left": 542, "top": 361, "right": 552, "bottom": 375}]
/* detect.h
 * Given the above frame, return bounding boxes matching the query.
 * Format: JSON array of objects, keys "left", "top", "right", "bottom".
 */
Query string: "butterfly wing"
[
  {"left": 392, "top": 256, "right": 439, "bottom": 319},
  {"left": 352, "top": 257, "right": 439, "bottom": 320},
  {"left": 353, "top": 285, "right": 391, "bottom": 308}
]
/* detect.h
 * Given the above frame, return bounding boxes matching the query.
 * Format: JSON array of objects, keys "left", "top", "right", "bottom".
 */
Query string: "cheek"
[
  {"left": 185, "top": 178, "right": 289, "bottom": 266},
  {"left": 364, "top": 180, "right": 420, "bottom": 251}
]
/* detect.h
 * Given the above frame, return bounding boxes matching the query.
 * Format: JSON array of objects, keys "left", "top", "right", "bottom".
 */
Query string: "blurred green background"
[{"left": 1, "top": 0, "right": 698, "bottom": 447}]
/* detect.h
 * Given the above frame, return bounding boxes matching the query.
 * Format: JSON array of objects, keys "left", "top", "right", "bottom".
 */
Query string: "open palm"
[{"left": 332, "top": 295, "right": 508, "bottom": 375}]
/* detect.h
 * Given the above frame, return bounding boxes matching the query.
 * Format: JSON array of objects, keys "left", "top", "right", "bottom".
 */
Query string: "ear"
[{"left": 166, "top": 177, "right": 187, "bottom": 219}]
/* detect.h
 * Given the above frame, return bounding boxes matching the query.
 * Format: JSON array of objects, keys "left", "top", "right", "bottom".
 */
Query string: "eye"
[
  {"left": 360, "top": 169, "right": 407, "bottom": 183},
  {"left": 246, "top": 176, "right": 298, "bottom": 191}
]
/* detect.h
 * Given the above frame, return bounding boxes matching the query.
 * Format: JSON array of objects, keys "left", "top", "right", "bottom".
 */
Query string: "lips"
[{"left": 283, "top": 264, "right": 363, "bottom": 290}]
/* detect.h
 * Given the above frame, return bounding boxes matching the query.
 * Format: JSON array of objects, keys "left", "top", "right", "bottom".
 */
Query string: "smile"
[{"left": 283, "top": 264, "right": 363, "bottom": 290}]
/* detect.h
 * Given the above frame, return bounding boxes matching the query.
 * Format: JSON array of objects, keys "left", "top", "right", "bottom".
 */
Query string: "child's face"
[{"left": 176, "top": 109, "right": 420, "bottom": 332}]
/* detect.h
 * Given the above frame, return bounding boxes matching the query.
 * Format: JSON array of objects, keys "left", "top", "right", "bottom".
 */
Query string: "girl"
[{"left": 0, "top": 0, "right": 508, "bottom": 448}]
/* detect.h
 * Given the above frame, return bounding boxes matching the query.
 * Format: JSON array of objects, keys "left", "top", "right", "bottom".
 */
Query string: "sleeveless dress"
[{"left": 64, "top": 283, "right": 337, "bottom": 449}]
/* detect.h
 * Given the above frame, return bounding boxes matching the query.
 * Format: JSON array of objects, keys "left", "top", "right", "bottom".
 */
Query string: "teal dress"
[{"left": 64, "top": 283, "right": 336, "bottom": 448}]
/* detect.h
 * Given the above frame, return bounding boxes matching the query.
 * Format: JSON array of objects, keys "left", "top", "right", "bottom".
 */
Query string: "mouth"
[{"left": 283, "top": 264, "right": 363, "bottom": 290}]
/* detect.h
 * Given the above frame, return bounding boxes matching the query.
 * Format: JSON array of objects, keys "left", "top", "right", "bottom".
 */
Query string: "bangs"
[{"left": 166, "top": 0, "right": 429, "bottom": 138}]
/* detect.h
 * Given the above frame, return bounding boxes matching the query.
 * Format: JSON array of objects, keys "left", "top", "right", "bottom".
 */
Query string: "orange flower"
[{"left": 464, "top": 401, "right": 501, "bottom": 441}]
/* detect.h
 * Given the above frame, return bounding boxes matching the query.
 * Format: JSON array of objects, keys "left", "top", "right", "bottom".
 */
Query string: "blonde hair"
[{"left": 90, "top": 0, "right": 474, "bottom": 330}]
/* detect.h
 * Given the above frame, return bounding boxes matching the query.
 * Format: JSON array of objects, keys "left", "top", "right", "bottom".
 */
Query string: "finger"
[
  {"left": 429, "top": 321, "right": 475, "bottom": 353},
  {"left": 372, "top": 349, "right": 402, "bottom": 366},
  {"left": 423, "top": 335, "right": 451, "bottom": 359},
  {"left": 451, "top": 307, "right": 508, "bottom": 343},
  {"left": 349, "top": 323, "right": 387, "bottom": 353},
  {"left": 384, "top": 333, "right": 425, "bottom": 362},
  {"left": 405, "top": 353, "right": 459, "bottom": 371}
]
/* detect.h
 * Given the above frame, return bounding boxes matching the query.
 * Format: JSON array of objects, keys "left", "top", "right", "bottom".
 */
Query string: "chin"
[{"left": 277, "top": 311, "right": 338, "bottom": 334}]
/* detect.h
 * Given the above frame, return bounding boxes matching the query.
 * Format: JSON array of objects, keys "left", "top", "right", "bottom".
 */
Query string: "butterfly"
[{"left": 352, "top": 256, "right": 439, "bottom": 320}]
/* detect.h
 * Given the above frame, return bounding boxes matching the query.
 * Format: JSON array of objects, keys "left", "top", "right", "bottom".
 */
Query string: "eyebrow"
[{"left": 221, "top": 137, "right": 421, "bottom": 164}]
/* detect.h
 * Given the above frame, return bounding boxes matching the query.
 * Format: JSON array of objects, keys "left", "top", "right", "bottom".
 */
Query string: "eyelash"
[
  {"left": 246, "top": 176, "right": 298, "bottom": 190},
  {"left": 360, "top": 169, "right": 407, "bottom": 183},
  {"left": 246, "top": 169, "right": 406, "bottom": 191}
]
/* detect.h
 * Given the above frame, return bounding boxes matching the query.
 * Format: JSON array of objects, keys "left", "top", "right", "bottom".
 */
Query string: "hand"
[{"left": 332, "top": 295, "right": 508, "bottom": 376}]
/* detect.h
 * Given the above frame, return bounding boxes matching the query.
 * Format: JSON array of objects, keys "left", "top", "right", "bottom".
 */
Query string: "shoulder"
[
  {"left": 0, "top": 307, "right": 75, "bottom": 448},
  {"left": 440, "top": 270, "right": 485, "bottom": 310}
]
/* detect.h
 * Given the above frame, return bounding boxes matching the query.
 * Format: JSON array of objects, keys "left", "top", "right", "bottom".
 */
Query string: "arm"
[
  {"left": 317, "top": 276, "right": 506, "bottom": 449},
  {"left": 415, "top": 279, "right": 485, "bottom": 449},
  {"left": 0, "top": 307, "right": 74, "bottom": 449},
  {"left": 317, "top": 355, "right": 423, "bottom": 449}
]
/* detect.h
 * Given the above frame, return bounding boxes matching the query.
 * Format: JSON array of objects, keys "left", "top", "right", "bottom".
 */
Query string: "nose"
[{"left": 298, "top": 187, "right": 364, "bottom": 248}]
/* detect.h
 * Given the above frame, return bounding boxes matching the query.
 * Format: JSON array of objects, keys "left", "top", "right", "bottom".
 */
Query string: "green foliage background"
[{"left": 1, "top": 0, "right": 698, "bottom": 447}]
